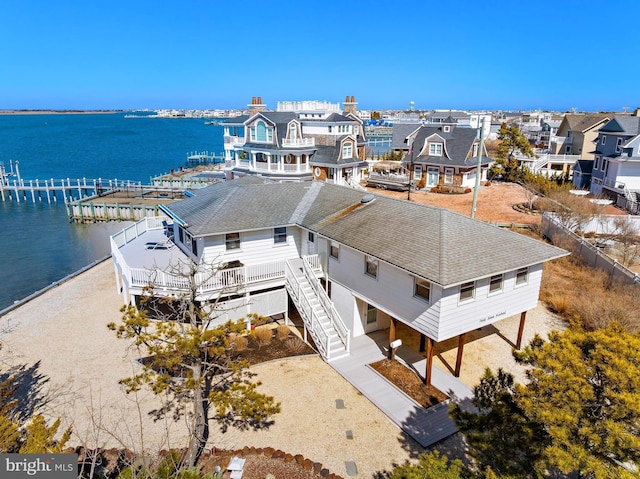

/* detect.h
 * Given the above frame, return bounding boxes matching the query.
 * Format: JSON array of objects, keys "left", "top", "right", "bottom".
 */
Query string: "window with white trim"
[
  {"left": 365, "top": 256, "right": 378, "bottom": 279},
  {"left": 445, "top": 168, "right": 454, "bottom": 184},
  {"left": 429, "top": 143, "right": 443, "bottom": 156},
  {"left": 274, "top": 226, "right": 287, "bottom": 244},
  {"left": 330, "top": 242, "right": 339, "bottom": 260},
  {"left": 616, "top": 137, "right": 623, "bottom": 152},
  {"left": 459, "top": 281, "right": 475, "bottom": 302},
  {"left": 308, "top": 231, "right": 315, "bottom": 243},
  {"left": 473, "top": 144, "right": 479, "bottom": 157},
  {"left": 594, "top": 157, "right": 600, "bottom": 170},
  {"left": 342, "top": 142, "right": 353, "bottom": 159},
  {"left": 414, "top": 278, "right": 431, "bottom": 303},
  {"left": 225, "top": 232, "right": 240, "bottom": 250},
  {"left": 489, "top": 274, "right": 504, "bottom": 294},
  {"left": 601, "top": 135, "right": 607, "bottom": 145},
  {"left": 515, "top": 267, "right": 528, "bottom": 285}
]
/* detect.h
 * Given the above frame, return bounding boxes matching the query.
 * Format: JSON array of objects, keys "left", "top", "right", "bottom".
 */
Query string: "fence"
[{"left": 541, "top": 212, "right": 640, "bottom": 286}]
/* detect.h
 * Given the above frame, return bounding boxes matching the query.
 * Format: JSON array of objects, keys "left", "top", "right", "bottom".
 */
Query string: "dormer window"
[
  {"left": 289, "top": 123, "right": 297, "bottom": 140},
  {"left": 251, "top": 120, "right": 273, "bottom": 143},
  {"left": 342, "top": 142, "right": 353, "bottom": 159},
  {"left": 443, "top": 125, "right": 451, "bottom": 133},
  {"left": 429, "top": 143, "right": 443, "bottom": 156}
]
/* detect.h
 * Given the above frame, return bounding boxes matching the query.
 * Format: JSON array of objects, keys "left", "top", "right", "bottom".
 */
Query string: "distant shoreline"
[{"left": 0, "top": 110, "right": 123, "bottom": 115}]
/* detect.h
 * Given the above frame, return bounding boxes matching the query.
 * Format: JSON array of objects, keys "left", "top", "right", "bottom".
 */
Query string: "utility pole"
[
  {"left": 407, "top": 140, "right": 415, "bottom": 201},
  {"left": 470, "top": 117, "right": 486, "bottom": 219}
]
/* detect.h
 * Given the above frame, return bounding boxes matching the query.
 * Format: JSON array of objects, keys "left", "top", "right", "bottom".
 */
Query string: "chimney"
[
  {"left": 343, "top": 95, "right": 358, "bottom": 115},
  {"left": 248, "top": 96, "right": 266, "bottom": 116}
]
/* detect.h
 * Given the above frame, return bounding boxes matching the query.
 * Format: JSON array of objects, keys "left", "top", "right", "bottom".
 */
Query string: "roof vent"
[{"left": 360, "top": 193, "right": 375, "bottom": 204}]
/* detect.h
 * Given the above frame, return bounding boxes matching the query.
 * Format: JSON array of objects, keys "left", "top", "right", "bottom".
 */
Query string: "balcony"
[
  {"left": 111, "top": 217, "right": 288, "bottom": 298},
  {"left": 224, "top": 136, "right": 245, "bottom": 146},
  {"left": 282, "top": 138, "right": 315, "bottom": 148},
  {"left": 550, "top": 135, "right": 573, "bottom": 145},
  {"left": 603, "top": 177, "right": 625, "bottom": 191}
]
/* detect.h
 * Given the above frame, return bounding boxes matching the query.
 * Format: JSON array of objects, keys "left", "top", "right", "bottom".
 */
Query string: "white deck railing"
[
  {"left": 111, "top": 216, "right": 168, "bottom": 248},
  {"left": 282, "top": 138, "right": 315, "bottom": 147},
  {"left": 285, "top": 260, "right": 329, "bottom": 359},
  {"left": 127, "top": 259, "right": 286, "bottom": 293},
  {"left": 301, "top": 255, "right": 350, "bottom": 353}
]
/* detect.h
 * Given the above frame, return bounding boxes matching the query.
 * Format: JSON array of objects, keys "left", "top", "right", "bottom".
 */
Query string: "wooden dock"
[{"left": 0, "top": 175, "right": 141, "bottom": 204}]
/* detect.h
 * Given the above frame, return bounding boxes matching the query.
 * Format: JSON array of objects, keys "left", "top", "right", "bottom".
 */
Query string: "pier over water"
[{"left": 0, "top": 160, "right": 141, "bottom": 204}]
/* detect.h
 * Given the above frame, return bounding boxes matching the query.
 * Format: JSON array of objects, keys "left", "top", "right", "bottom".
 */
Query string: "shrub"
[
  {"left": 464, "top": 188, "right": 472, "bottom": 193},
  {"left": 229, "top": 335, "right": 248, "bottom": 352},
  {"left": 254, "top": 327, "right": 273, "bottom": 347},
  {"left": 276, "top": 325, "right": 290, "bottom": 340},
  {"left": 285, "top": 336, "right": 307, "bottom": 354}
]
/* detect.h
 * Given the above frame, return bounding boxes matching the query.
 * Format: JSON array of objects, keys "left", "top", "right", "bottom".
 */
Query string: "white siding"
[
  {"left": 616, "top": 162, "right": 640, "bottom": 190},
  {"left": 331, "top": 281, "right": 362, "bottom": 335},
  {"left": 206, "top": 289, "right": 288, "bottom": 325},
  {"left": 326, "top": 242, "right": 441, "bottom": 338},
  {"left": 435, "top": 264, "right": 543, "bottom": 341},
  {"left": 200, "top": 226, "right": 302, "bottom": 266}
]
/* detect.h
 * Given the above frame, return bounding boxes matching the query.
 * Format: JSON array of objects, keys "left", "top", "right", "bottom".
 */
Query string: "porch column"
[
  {"left": 296, "top": 155, "right": 301, "bottom": 172},
  {"left": 516, "top": 311, "right": 527, "bottom": 349},
  {"left": 454, "top": 333, "right": 466, "bottom": 377},
  {"left": 251, "top": 152, "right": 256, "bottom": 170},
  {"left": 425, "top": 337, "right": 434, "bottom": 386},
  {"left": 113, "top": 262, "right": 121, "bottom": 293},
  {"left": 389, "top": 318, "right": 397, "bottom": 345},
  {"left": 267, "top": 154, "right": 271, "bottom": 172}
]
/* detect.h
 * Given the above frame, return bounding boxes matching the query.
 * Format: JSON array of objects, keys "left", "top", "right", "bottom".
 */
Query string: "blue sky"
[{"left": 1, "top": 0, "right": 639, "bottom": 112}]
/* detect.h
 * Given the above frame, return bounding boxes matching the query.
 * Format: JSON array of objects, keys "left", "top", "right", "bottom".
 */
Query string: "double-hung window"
[
  {"left": 330, "top": 242, "right": 339, "bottom": 260},
  {"left": 365, "top": 256, "right": 378, "bottom": 279},
  {"left": 414, "top": 278, "right": 431, "bottom": 303},
  {"left": 489, "top": 274, "right": 504, "bottom": 294},
  {"left": 515, "top": 267, "right": 528, "bottom": 285},
  {"left": 445, "top": 167, "right": 454, "bottom": 184},
  {"left": 225, "top": 232, "right": 240, "bottom": 250},
  {"left": 274, "top": 227, "right": 287, "bottom": 244},
  {"left": 459, "top": 281, "right": 475, "bottom": 302},
  {"left": 342, "top": 142, "right": 353, "bottom": 159},
  {"left": 429, "top": 143, "right": 443, "bottom": 156}
]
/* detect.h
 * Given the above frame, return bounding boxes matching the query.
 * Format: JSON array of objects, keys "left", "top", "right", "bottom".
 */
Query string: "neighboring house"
[
  {"left": 400, "top": 124, "right": 493, "bottom": 188},
  {"left": 391, "top": 123, "right": 421, "bottom": 155},
  {"left": 589, "top": 114, "right": 640, "bottom": 205},
  {"left": 222, "top": 96, "right": 368, "bottom": 187},
  {"left": 572, "top": 159, "right": 594, "bottom": 189},
  {"left": 110, "top": 178, "right": 566, "bottom": 382},
  {"left": 549, "top": 113, "right": 610, "bottom": 159}
]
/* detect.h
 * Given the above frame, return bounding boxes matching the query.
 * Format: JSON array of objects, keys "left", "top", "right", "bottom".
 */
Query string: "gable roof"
[
  {"left": 574, "top": 159, "right": 593, "bottom": 174},
  {"left": 166, "top": 180, "right": 567, "bottom": 287},
  {"left": 599, "top": 116, "right": 640, "bottom": 135},
  {"left": 392, "top": 123, "right": 421, "bottom": 150},
  {"left": 563, "top": 114, "right": 610, "bottom": 133}
]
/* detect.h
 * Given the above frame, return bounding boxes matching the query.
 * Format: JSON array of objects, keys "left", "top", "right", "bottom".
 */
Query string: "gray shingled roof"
[
  {"left": 400, "top": 125, "right": 492, "bottom": 167},
  {"left": 165, "top": 180, "right": 567, "bottom": 287},
  {"left": 392, "top": 123, "right": 421, "bottom": 150},
  {"left": 600, "top": 116, "right": 640, "bottom": 135},
  {"left": 563, "top": 114, "right": 610, "bottom": 133}
]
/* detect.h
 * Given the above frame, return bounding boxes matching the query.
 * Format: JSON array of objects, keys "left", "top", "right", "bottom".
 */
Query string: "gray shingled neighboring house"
[{"left": 400, "top": 124, "right": 493, "bottom": 189}]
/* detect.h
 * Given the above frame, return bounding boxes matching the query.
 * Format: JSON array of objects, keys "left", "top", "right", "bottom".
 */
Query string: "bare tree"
[
  {"left": 604, "top": 215, "right": 640, "bottom": 267},
  {"left": 108, "top": 258, "right": 280, "bottom": 468}
]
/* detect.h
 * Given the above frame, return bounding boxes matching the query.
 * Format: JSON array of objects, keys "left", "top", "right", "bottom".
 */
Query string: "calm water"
[{"left": 0, "top": 113, "right": 224, "bottom": 310}]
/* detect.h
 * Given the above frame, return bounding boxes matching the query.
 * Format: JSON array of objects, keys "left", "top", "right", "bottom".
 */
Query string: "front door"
[{"left": 427, "top": 167, "right": 439, "bottom": 187}]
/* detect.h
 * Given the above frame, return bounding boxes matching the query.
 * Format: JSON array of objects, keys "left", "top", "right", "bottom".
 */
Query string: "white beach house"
[{"left": 111, "top": 178, "right": 567, "bottom": 384}]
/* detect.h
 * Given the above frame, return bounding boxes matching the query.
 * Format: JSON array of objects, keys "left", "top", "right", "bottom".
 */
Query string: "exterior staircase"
[{"left": 285, "top": 256, "right": 350, "bottom": 362}]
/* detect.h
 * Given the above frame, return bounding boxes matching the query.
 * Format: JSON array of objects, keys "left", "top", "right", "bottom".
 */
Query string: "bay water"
[{"left": 0, "top": 113, "right": 224, "bottom": 311}]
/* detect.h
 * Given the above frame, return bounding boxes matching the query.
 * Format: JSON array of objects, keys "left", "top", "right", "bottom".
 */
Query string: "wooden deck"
[{"left": 330, "top": 330, "right": 474, "bottom": 447}]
